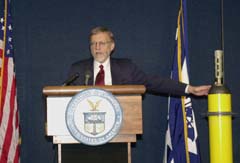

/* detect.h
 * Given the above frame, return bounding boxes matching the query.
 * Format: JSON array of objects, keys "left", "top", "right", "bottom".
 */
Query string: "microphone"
[
  {"left": 62, "top": 73, "right": 79, "bottom": 86},
  {"left": 85, "top": 70, "right": 92, "bottom": 85}
]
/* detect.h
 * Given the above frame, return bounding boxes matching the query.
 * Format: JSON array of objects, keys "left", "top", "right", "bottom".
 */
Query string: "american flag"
[
  {"left": 0, "top": 0, "right": 20, "bottom": 162},
  {"left": 163, "top": 0, "right": 201, "bottom": 163}
]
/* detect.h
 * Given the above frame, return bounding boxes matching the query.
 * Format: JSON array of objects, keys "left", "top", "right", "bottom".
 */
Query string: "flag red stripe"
[
  {"left": 13, "top": 143, "right": 20, "bottom": 163},
  {"left": 0, "top": 70, "right": 16, "bottom": 162},
  {"left": 15, "top": 98, "right": 19, "bottom": 129}
]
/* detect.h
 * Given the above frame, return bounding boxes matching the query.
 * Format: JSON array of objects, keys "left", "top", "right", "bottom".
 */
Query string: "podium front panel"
[{"left": 46, "top": 95, "right": 143, "bottom": 143}]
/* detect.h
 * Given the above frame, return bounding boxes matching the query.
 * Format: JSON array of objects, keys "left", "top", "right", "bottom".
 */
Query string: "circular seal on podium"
[{"left": 65, "top": 88, "right": 123, "bottom": 146}]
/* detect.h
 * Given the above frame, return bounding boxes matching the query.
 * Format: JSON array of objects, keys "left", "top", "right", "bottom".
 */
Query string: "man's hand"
[{"left": 188, "top": 85, "right": 211, "bottom": 96}]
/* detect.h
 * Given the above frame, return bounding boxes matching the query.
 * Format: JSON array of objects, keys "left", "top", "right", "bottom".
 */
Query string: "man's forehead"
[{"left": 91, "top": 32, "right": 111, "bottom": 40}]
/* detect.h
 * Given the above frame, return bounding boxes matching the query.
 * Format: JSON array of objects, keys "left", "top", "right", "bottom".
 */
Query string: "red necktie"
[{"left": 95, "top": 65, "right": 105, "bottom": 85}]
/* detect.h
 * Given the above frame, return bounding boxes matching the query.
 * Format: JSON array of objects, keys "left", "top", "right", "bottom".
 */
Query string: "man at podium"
[
  {"left": 65, "top": 26, "right": 210, "bottom": 96},
  {"left": 59, "top": 26, "right": 211, "bottom": 163}
]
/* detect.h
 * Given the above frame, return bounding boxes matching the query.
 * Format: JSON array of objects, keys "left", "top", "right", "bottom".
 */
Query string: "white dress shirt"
[{"left": 93, "top": 58, "right": 112, "bottom": 85}]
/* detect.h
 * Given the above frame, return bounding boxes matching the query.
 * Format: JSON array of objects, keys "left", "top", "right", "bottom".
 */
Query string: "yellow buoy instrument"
[{"left": 207, "top": 50, "right": 233, "bottom": 163}]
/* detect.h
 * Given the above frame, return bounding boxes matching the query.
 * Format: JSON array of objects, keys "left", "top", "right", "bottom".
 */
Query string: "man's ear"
[{"left": 111, "top": 42, "right": 115, "bottom": 51}]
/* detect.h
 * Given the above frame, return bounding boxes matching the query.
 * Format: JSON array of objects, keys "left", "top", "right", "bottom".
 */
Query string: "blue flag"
[{"left": 163, "top": 0, "right": 201, "bottom": 163}]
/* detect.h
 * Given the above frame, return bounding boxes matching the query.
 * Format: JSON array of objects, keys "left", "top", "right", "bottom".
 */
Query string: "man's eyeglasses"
[{"left": 90, "top": 41, "right": 112, "bottom": 47}]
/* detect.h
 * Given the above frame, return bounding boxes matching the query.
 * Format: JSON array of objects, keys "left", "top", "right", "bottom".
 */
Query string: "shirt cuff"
[{"left": 185, "top": 85, "right": 189, "bottom": 94}]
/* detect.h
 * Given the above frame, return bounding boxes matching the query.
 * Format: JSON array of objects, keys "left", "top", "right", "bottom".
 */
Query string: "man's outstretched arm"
[{"left": 187, "top": 85, "right": 211, "bottom": 96}]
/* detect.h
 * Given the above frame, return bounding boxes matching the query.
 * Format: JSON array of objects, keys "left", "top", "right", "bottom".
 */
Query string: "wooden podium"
[{"left": 43, "top": 85, "right": 146, "bottom": 163}]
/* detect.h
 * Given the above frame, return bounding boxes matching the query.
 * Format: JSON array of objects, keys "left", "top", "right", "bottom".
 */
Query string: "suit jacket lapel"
[
  {"left": 84, "top": 58, "right": 94, "bottom": 85},
  {"left": 110, "top": 59, "right": 122, "bottom": 85}
]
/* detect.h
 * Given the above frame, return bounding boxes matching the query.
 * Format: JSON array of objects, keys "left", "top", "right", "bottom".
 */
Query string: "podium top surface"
[{"left": 43, "top": 85, "right": 146, "bottom": 96}]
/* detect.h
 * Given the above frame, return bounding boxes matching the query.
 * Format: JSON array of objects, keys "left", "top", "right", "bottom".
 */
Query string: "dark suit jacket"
[{"left": 67, "top": 57, "right": 187, "bottom": 96}]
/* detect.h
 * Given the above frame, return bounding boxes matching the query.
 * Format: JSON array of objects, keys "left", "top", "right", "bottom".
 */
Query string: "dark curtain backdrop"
[{"left": 11, "top": 0, "right": 240, "bottom": 162}]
